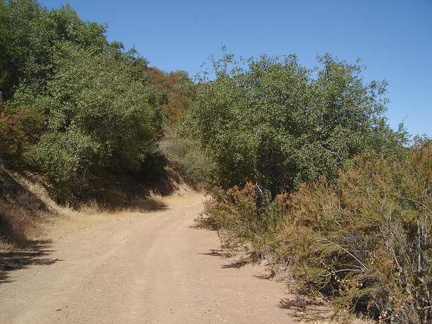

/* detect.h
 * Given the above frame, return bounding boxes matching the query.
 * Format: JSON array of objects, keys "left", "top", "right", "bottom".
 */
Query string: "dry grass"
[
  {"left": 26, "top": 190, "right": 196, "bottom": 242},
  {"left": 27, "top": 208, "right": 126, "bottom": 242},
  {"left": 2, "top": 168, "right": 201, "bottom": 245}
]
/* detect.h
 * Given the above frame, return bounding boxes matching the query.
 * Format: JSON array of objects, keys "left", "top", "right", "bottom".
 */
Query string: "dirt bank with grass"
[{"left": 0, "top": 191, "right": 314, "bottom": 323}]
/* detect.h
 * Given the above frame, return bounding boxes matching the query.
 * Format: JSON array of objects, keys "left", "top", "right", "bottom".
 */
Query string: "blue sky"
[{"left": 39, "top": 0, "right": 431, "bottom": 138}]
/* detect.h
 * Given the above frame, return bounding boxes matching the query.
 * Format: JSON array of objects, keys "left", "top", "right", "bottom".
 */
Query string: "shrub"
[
  {"left": 276, "top": 144, "right": 431, "bottom": 322},
  {"left": 13, "top": 43, "right": 162, "bottom": 203},
  {"left": 0, "top": 105, "right": 44, "bottom": 166},
  {"left": 204, "top": 182, "right": 287, "bottom": 254},
  {"left": 188, "top": 53, "right": 407, "bottom": 195},
  {"left": 204, "top": 143, "right": 432, "bottom": 322}
]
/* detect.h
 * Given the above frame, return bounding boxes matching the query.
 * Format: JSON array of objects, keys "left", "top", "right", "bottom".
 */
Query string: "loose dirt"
[{"left": 0, "top": 192, "right": 312, "bottom": 323}]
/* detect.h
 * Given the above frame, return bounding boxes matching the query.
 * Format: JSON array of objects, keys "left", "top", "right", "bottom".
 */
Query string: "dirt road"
[{"left": 0, "top": 193, "right": 296, "bottom": 323}]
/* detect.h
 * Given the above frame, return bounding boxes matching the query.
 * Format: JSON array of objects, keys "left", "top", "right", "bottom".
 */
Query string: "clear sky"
[{"left": 39, "top": 0, "right": 431, "bottom": 138}]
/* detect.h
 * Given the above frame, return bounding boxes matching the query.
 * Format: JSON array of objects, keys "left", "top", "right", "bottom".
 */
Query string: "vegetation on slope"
[
  {"left": 0, "top": 0, "right": 195, "bottom": 203},
  {"left": 204, "top": 143, "right": 431, "bottom": 322}
]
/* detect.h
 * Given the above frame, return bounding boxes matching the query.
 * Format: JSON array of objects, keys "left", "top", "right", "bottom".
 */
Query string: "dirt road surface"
[{"left": 0, "top": 193, "right": 297, "bottom": 323}]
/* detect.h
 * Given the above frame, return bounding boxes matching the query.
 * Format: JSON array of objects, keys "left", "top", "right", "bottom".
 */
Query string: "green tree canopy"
[
  {"left": 0, "top": 0, "right": 163, "bottom": 202},
  {"left": 0, "top": 0, "right": 108, "bottom": 100},
  {"left": 12, "top": 42, "right": 162, "bottom": 201},
  {"left": 188, "top": 53, "right": 406, "bottom": 194}
]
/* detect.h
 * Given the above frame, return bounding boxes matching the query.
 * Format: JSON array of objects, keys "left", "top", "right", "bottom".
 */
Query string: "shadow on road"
[
  {"left": 279, "top": 297, "right": 330, "bottom": 322},
  {"left": 125, "top": 198, "right": 169, "bottom": 212},
  {"left": 201, "top": 249, "right": 233, "bottom": 258},
  {"left": 201, "top": 248, "right": 254, "bottom": 269},
  {"left": 0, "top": 240, "right": 61, "bottom": 284}
]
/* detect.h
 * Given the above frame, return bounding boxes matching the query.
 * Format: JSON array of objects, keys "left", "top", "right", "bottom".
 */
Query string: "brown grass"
[{"left": 1, "top": 167, "right": 199, "bottom": 247}]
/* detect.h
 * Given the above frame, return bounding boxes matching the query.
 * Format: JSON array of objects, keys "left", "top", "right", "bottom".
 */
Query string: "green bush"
[
  {"left": 188, "top": 53, "right": 406, "bottom": 195},
  {"left": 0, "top": 0, "right": 109, "bottom": 101},
  {"left": 14, "top": 43, "right": 162, "bottom": 203}
]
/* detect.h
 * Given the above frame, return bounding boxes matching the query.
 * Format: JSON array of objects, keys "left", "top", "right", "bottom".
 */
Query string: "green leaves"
[
  {"left": 188, "top": 53, "right": 405, "bottom": 194},
  {"left": 10, "top": 42, "right": 161, "bottom": 202},
  {"left": 1, "top": 1, "right": 163, "bottom": 203},
  {"left": 0, "top": 0, "right": 108, "bottom": 101}
]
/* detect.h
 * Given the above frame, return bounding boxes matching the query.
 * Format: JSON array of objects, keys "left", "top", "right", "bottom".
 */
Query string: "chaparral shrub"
[{"left": 205, "top": 143, "right": 431, "bottom": 322}]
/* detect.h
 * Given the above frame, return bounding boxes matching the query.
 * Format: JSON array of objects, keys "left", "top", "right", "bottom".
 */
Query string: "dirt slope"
[{"left": 0, "top": 193, "right": 298, "bottom": 323}]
